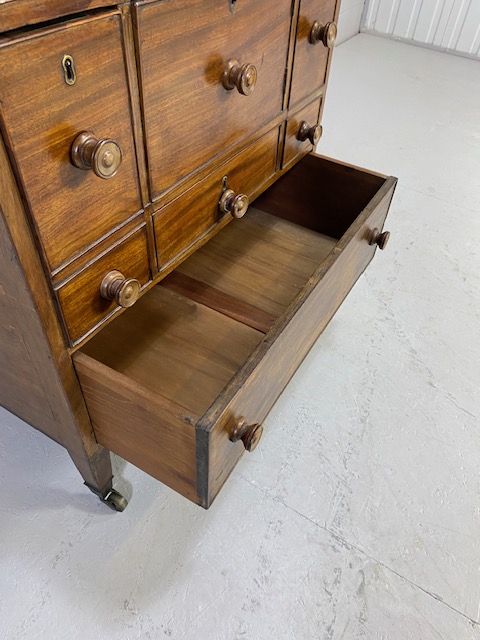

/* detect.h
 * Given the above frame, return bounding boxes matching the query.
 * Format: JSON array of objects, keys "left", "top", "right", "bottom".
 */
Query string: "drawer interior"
[
  {"left": 80, "top": 154, "right": 387, "bottom": 421},
  {"left": 165, "top": 208, "right": 337, "bottom": 329},
  {"left": 80, "top": 285, "right": 264, "bottom": 417},
  {"left": 75, "top": 152, "right": 395, "bottom": 506},
  {"left": 80, "top": 209, "right": 335, "bottom": 419},
  {"left": 255, "top": 153, "right": 387, "bottom": 239}
]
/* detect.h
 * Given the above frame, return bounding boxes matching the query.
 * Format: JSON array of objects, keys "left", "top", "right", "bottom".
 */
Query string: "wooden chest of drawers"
[{"left": 0, "top": 0, "right": 396, "bottom": 511}]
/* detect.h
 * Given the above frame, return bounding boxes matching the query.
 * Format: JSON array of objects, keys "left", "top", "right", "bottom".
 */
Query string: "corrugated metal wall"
[{"left": 362, "top": 0, "right": 480, "bottom": 58}]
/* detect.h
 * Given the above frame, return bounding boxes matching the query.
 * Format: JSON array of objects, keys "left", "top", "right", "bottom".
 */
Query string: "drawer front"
[
  {"left": 289, "top": 0, "right": 337, "bottom": 109},
  {"left": 197, "top": 156, "right": 396, "bottom": 507},
  {"left": 57, "top": 226, "right": 151, "bottom": 344},
  {"left": 136, "top": 0, "right": 291, "bottom": 200},
  {"left": 153, "top": 128, "right": 279, "bottom": 271},
  {"left": 283, "top": 98, "right": 322, "bottom": 169},
  {"left": 0, "top": 13, "right": 142, "bottom": 273}
]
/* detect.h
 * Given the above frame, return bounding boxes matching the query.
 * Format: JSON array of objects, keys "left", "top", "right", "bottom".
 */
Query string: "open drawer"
[{"left": 73, "top": 153, "right": 397, "bottom": 508}]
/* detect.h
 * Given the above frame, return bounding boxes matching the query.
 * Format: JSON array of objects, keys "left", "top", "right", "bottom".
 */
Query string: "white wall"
[
  {"left": 362, "top": 0, "right": 480, "bottom": 59},
  {"left": 337, "top": 0, "right": 367, "bottom": 44}
]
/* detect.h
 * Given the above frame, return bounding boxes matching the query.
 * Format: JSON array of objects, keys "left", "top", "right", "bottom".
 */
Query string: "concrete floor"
[{"left": 1, "top": 34, "right": 480, "bottom": 639}]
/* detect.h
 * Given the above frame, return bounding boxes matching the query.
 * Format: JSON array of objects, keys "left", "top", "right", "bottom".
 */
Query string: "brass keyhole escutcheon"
[{"left": 62, "top": 55, "right": 76, "bottom": 86}]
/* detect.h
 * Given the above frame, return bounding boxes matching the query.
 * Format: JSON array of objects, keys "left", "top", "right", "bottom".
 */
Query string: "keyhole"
[
  {"left": 62, "top": 55, "right": 76, "bottom": 86},
  {"left": 229, "top": 0, "right": 237, "bottom": 12}
]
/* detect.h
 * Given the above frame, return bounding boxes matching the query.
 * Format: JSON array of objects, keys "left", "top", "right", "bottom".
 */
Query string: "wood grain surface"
[
  {"left": 56, "top": 225, "right": 151, "bottom": 344},
  {"left": 161, "top": 272, "right": 277, "bottom": 334},
  {"left": 283, "top": 98, "right": 323, "bottom": 169},
  {"left": 176, "top": 207, "right": 337, "bottom": 318},
  {"left": 73, "top": 351, "right": 200, "bottom": 503},
  {"left": 0, "top": 1, "right": 116, "bottom": 34},
  {"left": 75, "top": 285, "right": 263, "bottom": 501},
  {"left": 0, "top": 12, "right": 142, "bottom": 273},
  {"left": 136, "top": 0, "right": 292, "bottom": 199},
  {"left": 0, "top": 130, "right": 113, "bottom": 492},
  {"left": 256, "top": 153, "right": 388, "bottom": 239},
  {"left": 80, "top": 285, "right": 263, "bottom": 417},
  {"left": 289, "top": 0, "right": 338, "bottom": 109},
  {"left": 153, "top": 128, "right": 278, "bottom": 271},
  {"left": 196, "top": 157, "right": 397, "bottom": 507}
]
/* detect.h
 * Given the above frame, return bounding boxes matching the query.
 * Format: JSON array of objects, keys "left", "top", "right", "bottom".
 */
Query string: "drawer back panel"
[{"left": 0, "top": 12, "right": 142, "bottom": 273}]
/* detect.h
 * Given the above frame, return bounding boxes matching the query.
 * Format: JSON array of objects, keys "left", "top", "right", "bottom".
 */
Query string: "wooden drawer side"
[
  {"left": 74, "top": 352, "right": 199, "bottom": 503},
  {"left": 197, "top": 175, "right": 397, "bottom": 507}
]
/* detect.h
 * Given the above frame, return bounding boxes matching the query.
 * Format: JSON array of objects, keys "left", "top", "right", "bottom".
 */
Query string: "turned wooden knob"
[
  {"left": 222, "top": 59, "right": 257, "bottom": 96},
  {"left": 229, "top": 417, "right": 263, "bottom": 452},
  {"left": 369, "top": 228, "right": 391, "bottom": 250},
  {"left": 310, "top": 21, "right": 337, "bottom": 48},
  {"left": 100, "top": 270, "right": 140, "bottom": 308},
  {"left": 297, "top": 122, "right": 323, "bottom": 145},
  {"left": 219, "top": 189, "right": 249, "bottom": 219},
  {"left": 71, "top": 131, "right": 122, "bottom": 179}
]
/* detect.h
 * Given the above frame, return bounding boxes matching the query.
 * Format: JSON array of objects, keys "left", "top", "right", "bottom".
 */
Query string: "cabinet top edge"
[{"left": 0, "top": 0, "right": 126, "bottom": 35}]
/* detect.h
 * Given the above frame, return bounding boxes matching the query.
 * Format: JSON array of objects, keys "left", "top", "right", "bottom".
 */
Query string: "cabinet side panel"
[
  {"left": 0, "top": 216, "right": 60, "bottom": 437},
  {"left": 0, "top": 133, "right": 112, "bottom": 490}
]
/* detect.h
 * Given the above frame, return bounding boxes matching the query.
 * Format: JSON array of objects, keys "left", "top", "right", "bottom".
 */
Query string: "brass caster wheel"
[
  {"left": 102, "top": 489, "right": 128, "bottom": 512},
  {"left": 85, "top": 480, "right": 128, "bottom": 512}
]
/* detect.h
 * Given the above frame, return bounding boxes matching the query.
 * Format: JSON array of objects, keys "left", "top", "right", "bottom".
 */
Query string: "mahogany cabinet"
[{"left": 0, "top": 0, "right": 396, "bottom": 511}]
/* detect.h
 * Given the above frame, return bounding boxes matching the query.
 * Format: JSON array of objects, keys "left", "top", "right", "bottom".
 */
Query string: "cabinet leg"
[{"left": 70, "top": 446, "right": 128, "bottom": 512}]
